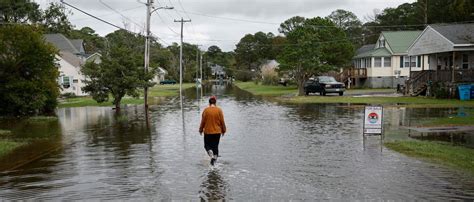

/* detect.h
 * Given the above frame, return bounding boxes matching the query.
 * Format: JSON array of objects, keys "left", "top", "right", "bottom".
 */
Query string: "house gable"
[
  {"left": 408, "top": 26, "right": 454, "bottom": 55},
  {"left": 381, "top": 31, "right": 422, "bottom": 55}
]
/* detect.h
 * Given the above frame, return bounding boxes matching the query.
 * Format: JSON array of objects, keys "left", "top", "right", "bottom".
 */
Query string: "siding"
[{"left": 409, "top": 27, "right": 453, "bottom": 55}]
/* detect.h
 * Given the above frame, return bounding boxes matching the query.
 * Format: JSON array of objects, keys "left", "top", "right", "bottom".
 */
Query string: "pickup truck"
[{"left": 304, "top": 76, "right": 345, "bottom": 96}]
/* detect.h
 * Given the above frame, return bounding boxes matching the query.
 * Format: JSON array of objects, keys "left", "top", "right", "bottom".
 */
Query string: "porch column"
[
  {"left": 435, "top": 53, "right": 438, "bottom": 81},
  {"left": 452, "top": 51, "right": 455, "bottom": 83}
]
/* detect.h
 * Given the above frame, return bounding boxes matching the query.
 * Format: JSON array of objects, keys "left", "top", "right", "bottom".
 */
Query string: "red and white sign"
[{"left": 364, "top": 106, "right": 383, "bottom": 134}]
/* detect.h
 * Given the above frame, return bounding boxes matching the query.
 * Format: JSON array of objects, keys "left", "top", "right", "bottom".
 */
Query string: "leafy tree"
[
  {"left": 326, "top": 9, "right": 363, "bottom": 47},
  {"left": 41, "top": 2, "right": 73, "bottom": 35},
  {"left": 0, "top": 0, "right": 41, "bottom": 23},
  {"left": 278, "top": 17, "right": 354, "bottom": 95},
  {"left": 81, "top": 30, "right": 153, "bottom": 110},
  {"left": 278, "top": 16, "right": 306, "bottom": 36},
  {"left": 69, "top": 27, "right": 105, "bottom": 54},
  {"left": 234, "top": 32, "right": 274, "bottom": 71},
  {"left": 0, "top": 25, "right": 59, "bottom": 116}
]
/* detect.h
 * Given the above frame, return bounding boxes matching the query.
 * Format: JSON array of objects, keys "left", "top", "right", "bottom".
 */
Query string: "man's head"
[{"left": 209, "top": 96, "right": 217, "bottom": 105}]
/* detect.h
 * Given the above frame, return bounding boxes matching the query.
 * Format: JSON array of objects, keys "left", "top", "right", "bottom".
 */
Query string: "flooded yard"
[{"left": 0, "top": 84, "right": 473, "bottom": 200}]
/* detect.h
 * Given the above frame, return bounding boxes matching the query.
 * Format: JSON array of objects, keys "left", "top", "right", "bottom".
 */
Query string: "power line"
[
  {"left": 60, "top": 0, "right": 125, "bottom": 30},
  {"left": 98, "top": 0, "right": 144, "bottom": 31},
  {"left": 175, "top": 0, "right": 199, "bottom": 41},
  {"left": 60, "top": 0, "right": 172, "bottom": 46},
  {"left": 70, "top": 5, "right": 143, "bottom": 21}
]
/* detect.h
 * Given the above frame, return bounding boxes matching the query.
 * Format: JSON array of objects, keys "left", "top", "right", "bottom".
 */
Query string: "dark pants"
[{"left": 204, "top": 134, "right": 221, "bottom": 157}]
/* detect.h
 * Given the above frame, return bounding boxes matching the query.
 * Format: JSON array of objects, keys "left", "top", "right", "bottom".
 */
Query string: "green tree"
[
  {"left": 326, "top": 9, "right": 363, "bottom": 47},
  {"left": 41, "top": 2, "right": 73, "bottom": 35},
  {"left": 278, "top": 16, "right": 306, "bottom": 36},
  {"left": 81, "top": 30, "right": 153, "bottom": 110},
  {"left": 69, "top": 27, "right": 105, "bottom": 54},
  {"left": 278, "top": 17, "right": 354, "bottom": 96},
  {"left": 0, "top": 25, "right": 59, "bottom": 116},
  {"left": 0, "top": 0, "right": 42, "bottom": 23}
]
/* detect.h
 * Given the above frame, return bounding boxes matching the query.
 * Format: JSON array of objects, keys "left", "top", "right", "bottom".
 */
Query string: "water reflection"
[
  {"left": 0, "top": 84, "right": 473, "bottom": 200},
  {"left": 199, "top": 168, "right": 229, "bottom": 201}
]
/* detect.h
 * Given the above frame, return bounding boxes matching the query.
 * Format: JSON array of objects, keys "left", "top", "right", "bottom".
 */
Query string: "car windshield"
[{"left": 318, "top": 76, "right": 337, "bottom": 83}]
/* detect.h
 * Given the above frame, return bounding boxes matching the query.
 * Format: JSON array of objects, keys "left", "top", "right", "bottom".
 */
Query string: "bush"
[
  {"left": 431, "top": 82, "right": 449, "bottom": 99},
  {"left": 235, "top": 71, "right": 253, "bottom": 82},
  {"left": 61, "top": 92, "right": 77, "bottom": 98},
  {"left": 0, "top": 25, "right": 59, "bottom": 116},
  {"left": 261, "top": 65, "right": 278, "bottom": 85}
]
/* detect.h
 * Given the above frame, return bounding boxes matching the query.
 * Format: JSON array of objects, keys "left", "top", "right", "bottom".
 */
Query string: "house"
[
  {"left": 210, "top": 64, "right": 226, "bottom": 79},
  {"left": 151, "top": 67, "right": 168, "bottom": 83},
  {"left": 44, "top": 34, "right": 100, "bottom": 96},
  {"left": 406, "top": 23, "right": 474, "bottom": 95},
  {"left": 351, "top": 31, "right": 429, "bottom": 88}
]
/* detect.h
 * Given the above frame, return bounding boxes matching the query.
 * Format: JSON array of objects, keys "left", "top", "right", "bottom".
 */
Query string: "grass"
[
  {"left": 58, "top": 83, "right": 195, "bottom": 108},
  {"left": 0, "top": 130, "right": 11, "bottom": 137},
  {"left": 234, "top": 81, "right": 298, "bottom": 96},
  {"left": 416, "top": 109, "right": 474, "bottom": 127},
  {"left": 0, "top": 141, "right": 24, "bottom": 158},
  {"left": 385, "top": 140, "right": 474, "bottom": 174},
  {"left": 234, "top": 82, "right": 474, "bottom": 107}
]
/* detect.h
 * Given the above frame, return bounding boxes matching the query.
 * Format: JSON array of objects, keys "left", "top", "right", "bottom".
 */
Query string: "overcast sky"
[{"left": 35, "top": 0, "right": 415, "bottom": 51}]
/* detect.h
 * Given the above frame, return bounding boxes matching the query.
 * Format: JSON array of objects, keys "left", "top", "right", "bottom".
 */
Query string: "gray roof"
[
  {"left": 70, "top": 39, "right": 85, "bottom": 54},
  {"left": 431, "top": 23, "right": 474, "bottom": 44},
  {"left": 44, "top": 34, "right": 80, "bottom": 54},
  {"left": 355, "top": 44, "right": 375, "bottom": 55}
]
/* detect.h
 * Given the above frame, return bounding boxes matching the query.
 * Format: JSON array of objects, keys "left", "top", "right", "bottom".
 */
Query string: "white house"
[
  {"left": 406, "top": 23, "right": 474, "bottom": 95},
  {"left": 152, "top": 67, "right": 168, "bottom": 83},
  {"left": 44, "top": 34, "right": 100, "bottom": 96},
  {"left": 352, "top": 31, "right": 429, "bottom": 88}
]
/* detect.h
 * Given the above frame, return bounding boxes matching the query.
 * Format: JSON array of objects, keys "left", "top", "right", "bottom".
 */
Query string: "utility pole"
[
  {"left": 144, "top": 0, "right": 152, "bottom": 110},
  {"left": 424, "top": 0, "right": 428, "bottom": 25},
  {"left": 174, "top": 18, "right": 191, "bottom": 106},
  {"left": 143, "top": 1, "right": 173, "bottom": 111}
]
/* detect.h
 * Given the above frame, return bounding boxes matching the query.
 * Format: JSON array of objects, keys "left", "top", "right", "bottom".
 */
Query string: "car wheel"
[
  {"left": 305, "top": 91, "right": 309, "bottom": 96},
  {"left": 339, "top": 92, "right": 343, "bottom": 96},
  {"left": 322, "top": 90, "right": 326, "bottom": 96},
  {"left": 319, "top": 91, "right": 323, "bottom": 96}
]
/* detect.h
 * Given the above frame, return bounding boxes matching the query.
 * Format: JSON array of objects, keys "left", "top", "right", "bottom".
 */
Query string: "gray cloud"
[{"left": 36, "top": 0, "right": 415, "bottom": 51}]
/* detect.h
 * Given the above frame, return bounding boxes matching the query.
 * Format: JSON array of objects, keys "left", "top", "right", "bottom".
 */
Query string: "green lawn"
[
  {"left": 58, "top": 83, "right": 195, "bottom": 108},
  {"left": 234, "top": 81, "right": 298, "bottom": 96},
  {"left": 416, "top": 109, "right": 474, "bottom": 127},
  {"left": 234, "top": 82, "right": 474, "bottom": 107},
  {"left": 385, "top": 140, "right": 474, "bottom": 174},
  {"left": 0, "top": 140, "right": 24, "bottom": 158}
]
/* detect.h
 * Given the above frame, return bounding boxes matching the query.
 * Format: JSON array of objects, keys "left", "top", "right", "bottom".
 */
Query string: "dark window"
[
  {"left": 463, "top": 54, "right": 469, "bottom": 69},
  {"left": 400, "top": 57, "right": 404, "bottom": 68}
]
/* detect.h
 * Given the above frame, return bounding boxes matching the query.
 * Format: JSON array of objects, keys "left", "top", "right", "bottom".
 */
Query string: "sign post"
[{"left": 363, "top": 106, "right": 384, "bottom": 150}]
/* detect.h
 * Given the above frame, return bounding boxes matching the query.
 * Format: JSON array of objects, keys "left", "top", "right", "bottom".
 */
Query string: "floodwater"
[{"left": 0, "top": 84, "right": 473, "bottom": 200}]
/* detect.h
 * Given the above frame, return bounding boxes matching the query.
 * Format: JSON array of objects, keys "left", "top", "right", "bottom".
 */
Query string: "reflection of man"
[{"left": 199, "top": 96, "right": 226, "bottom": 166}]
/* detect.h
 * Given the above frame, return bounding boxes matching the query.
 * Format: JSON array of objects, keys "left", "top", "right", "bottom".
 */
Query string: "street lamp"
[{"left": 143, "top": 1, "right": 173, "bottom": 110}]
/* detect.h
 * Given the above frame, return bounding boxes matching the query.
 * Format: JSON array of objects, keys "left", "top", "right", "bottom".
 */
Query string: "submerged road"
[{"left": 0, "top": 84, "right": 473, "bottom": 200}]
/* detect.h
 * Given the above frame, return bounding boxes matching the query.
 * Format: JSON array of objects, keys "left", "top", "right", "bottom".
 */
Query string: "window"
[
  {"left": 62, "top": 76, "right": 70, "bottom": 88},
  {"left": 73, "top": 79, "right": 79, "bottom": 83},
  {"left": 463, "top": 54, "right": 469, "bottom": 69},
  {"left": 410, "top": 56, "right": 416, "bottom": 67},
  {"left": 374, "top": 57, "right": 382, "bottom": 67},
  {"left": 383, "top": 57, "right": 391, "bottom": 67},
  {"left": 365, "top": 58, "right": 372, "bottom": 68},
  {"left": 379, "top": 39, "right": 385, "bottom": 48},
  {"left": 400, "top": 56, "right": 420, "bottom": 68}
]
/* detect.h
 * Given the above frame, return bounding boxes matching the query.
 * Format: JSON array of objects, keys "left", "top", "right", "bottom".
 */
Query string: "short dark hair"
[{"left": 209, "top": 97, "right": 216, "bottom": 104}]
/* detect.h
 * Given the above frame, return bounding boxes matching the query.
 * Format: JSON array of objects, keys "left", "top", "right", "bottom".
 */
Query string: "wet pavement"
[{"left": 0, "top": 84, "right": 473, "bottom": 200}]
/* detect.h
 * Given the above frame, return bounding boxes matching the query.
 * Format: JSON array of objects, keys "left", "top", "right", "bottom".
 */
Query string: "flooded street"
[{"left": 1, "top": 84, "right": 473, "bottom": 200}]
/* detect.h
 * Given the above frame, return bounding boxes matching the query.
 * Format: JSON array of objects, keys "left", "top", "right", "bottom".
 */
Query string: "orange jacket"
[{"left": 199, "top": 105, "right": 226, "bottom": 135}]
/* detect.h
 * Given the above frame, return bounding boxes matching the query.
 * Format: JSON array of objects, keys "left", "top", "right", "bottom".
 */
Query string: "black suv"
[{"left": 304, "top": 76, "right": 345, "bottom": 96}]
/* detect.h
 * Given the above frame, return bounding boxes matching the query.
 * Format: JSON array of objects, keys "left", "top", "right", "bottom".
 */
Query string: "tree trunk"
[
  {"left": 297, "top": 79, "right": 305, "bottom": 96},
  {"left": 113, "top": 96, "right": 122, "bottom": 111}
]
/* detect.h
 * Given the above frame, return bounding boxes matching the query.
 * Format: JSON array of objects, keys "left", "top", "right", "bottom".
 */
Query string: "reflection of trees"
[{"left": 199, "top": 169, "right": 229, "bottom": 201}]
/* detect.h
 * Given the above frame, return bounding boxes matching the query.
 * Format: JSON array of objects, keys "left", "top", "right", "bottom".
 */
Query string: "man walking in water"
[{"left": 199, "top": 96, "right": 226, "bottom": 166}]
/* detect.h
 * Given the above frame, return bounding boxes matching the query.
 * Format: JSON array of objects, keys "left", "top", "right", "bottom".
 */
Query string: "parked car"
[
  {"left": 159, "top": 79, "right": 177, "bottom": 85},
  {"left": 304, "top": 76, "right": 345, "bottom": 96},
  {"left": 278, "top": 78, "right": 288, "bottom": 86}
]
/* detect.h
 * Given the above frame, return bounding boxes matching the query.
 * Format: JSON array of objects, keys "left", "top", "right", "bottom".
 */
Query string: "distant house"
[
  {"left": 152, "top": 67, "right": 168, "bottom": 83},
  {"left": 351, "top": 31, "right": 428, "bottom": 88},
  {"left": 44, "top": 33, "right": 100, "bottom": 96},
  {"left": 406, "top": 23, "right": 474, "bottom": 95},
  {"left": 210, "top": 64, "right": 226, "bottom": 79}
]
